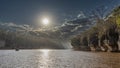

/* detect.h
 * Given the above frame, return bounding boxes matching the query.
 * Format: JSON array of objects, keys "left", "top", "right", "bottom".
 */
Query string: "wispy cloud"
[
  {"left": 0, "top": 22, "right": 33, "bottom": 32},
  {"left": 0, "top": 11, "right": 96, "bottom": 40},
  {"left": 77, "top": 11, "right": 86, "bottom": 19},
  {"left": 71, "top": 25, "right": 83, "bottom": 32}
]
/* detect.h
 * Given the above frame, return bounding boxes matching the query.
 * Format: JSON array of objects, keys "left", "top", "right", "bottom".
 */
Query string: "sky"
[
  {"left": 0, "top": 0, "right": 120, "bottom": 48},
  {"left": 0, "top": 0, "right": 117, "bottom": 26}
]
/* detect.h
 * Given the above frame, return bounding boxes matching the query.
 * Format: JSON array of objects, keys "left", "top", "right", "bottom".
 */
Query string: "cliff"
[{"left": 71, "top": 6, "right": 120, "bottom": 52}]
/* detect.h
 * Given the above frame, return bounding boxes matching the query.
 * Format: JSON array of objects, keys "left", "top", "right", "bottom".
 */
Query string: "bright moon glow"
[{"left": 42, "top": 18, "right": 49, "bottom": 25}]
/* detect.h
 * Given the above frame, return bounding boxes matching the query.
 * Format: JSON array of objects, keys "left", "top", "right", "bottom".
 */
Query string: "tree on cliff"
[{"left": 71, "top": 6, "right": 120, "bottom": 52}]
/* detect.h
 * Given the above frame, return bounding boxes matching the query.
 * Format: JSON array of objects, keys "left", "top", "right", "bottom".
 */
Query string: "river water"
[{"left": 0, "top": 50, "right": 120, "bottom": 68}]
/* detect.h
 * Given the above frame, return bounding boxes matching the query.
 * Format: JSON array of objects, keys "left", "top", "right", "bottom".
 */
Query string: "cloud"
[
  {"left": 0, "top": 12, "right": 96, "bottom": 49},
  {"left": 52, "top": 17, "right": 95, "bottom": 39},
  {"left": 0, "top": 22, "right": 33, "bottom": 32},
  {"left": 0, "top": 22, "right": 16, "bottom": 27},
  {"left": 0, "top": 10, "right": 96, "bottom": 40},
  {"left": 61, "top": 21, "right": 79, "bottom": 27},
  {"left": 71, "top": 25, "right": 83, "bottom": 32},
  {"left": 0, "top": 15, "right": 95, "bottom": 40},
  {"left": 77, "top": 11, "right": 86, "bottom": 19}
]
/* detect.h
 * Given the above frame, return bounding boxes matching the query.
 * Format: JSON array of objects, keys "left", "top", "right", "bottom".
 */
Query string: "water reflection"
[
  {"left": 41, "top": 49, "right": 50, "bottom": 57},
  {"left": 0, "top": 50, "right": 120, "bottom": 68},
  {"left": 37, "top": 49, "right": 50, "bottom": 68}
]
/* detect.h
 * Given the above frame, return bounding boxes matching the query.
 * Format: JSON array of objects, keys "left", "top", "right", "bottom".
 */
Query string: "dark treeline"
[
  {"left": 0, "top": 29, "right": 64, "bottom": 49},
  {"left": 71, "top": 6, "right": 120, "bottom": 52}
]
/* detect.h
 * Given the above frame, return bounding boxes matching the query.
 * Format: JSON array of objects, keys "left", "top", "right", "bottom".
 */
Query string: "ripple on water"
[{"left": 0, "top": 50, "right": 120, "bottom": 68}]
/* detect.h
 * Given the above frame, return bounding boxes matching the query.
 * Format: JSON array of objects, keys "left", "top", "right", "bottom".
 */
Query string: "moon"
[{"left": 42, "top": 18, "right": 49, "bottom": 25}]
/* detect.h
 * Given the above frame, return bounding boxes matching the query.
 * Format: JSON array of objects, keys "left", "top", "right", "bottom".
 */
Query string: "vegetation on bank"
[
  {"left": 0, "top": 30, "right": 65, "bottom": 49},
  {"left": 71, "top": 6, "right": 120, "bottom": 52}
]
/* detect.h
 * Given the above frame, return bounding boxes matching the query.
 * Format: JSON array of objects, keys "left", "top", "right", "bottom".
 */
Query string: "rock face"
[{"left": 71, "top": 6, "right": 120, "bottom": 52}]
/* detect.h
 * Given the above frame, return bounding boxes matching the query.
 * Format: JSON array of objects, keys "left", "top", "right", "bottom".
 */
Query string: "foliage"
[
  {"left": 0, "top": 29, "right": 65, "bottom": 49},
  {"left": 71, "top": 6, "right": 120, "bottom": 51}
]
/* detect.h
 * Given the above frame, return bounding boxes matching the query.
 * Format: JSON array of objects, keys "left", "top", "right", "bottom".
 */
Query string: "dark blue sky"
[{"left": 0, "top": 0, "right": 118, "bottom": 26}]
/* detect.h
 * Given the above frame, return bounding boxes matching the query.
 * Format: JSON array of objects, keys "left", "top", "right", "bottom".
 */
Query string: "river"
[{"left": 0, "top": 50, "right": 120, "bottom": 68}]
